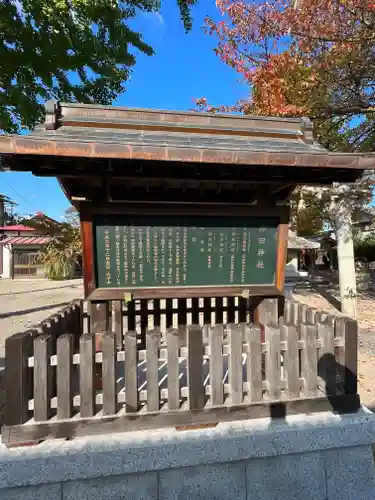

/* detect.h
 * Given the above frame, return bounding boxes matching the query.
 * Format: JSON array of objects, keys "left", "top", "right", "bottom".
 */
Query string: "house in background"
[
  {"left": 286, "top": 231, "right": 320, "bottom": 278},
  {"left": 352, "top": 207, "right": 375, "bottom": 239},
  {"left": 0, "top": 224, "right": 50, "bottom": 279}
]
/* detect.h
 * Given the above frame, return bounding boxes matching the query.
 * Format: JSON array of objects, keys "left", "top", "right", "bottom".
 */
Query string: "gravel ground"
[{"left": 0, "top": 278, "right": 83, "bottom": 359}]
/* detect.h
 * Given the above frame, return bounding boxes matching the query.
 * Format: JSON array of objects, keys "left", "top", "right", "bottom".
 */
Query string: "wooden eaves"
[{"left": 0, "top": 100, "right": 373, "bottom": 207}]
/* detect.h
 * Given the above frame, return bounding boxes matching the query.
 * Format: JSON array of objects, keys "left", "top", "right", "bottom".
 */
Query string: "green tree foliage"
[
  {"left": 21, "top": 208, "right": 82, "bottom": 279},
  {"left": 354, "top": 233, "right": 375, "bottom": 264},
  {"left": 0, "top": 0, "right": 198, "bottom": 133}
]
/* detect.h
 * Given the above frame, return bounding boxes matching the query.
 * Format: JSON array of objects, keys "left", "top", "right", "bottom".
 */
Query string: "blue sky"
[{"left": 0, "top": 1, "right": 249, "bottom": 220}]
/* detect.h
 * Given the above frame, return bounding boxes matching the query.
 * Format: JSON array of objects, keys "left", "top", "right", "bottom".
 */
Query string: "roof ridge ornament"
[{"left": 45, "top": 100, "right": 61, "bottom": 130}]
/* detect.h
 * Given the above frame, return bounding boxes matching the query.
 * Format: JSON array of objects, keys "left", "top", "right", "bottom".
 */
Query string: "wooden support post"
[
  {"left": 90, "top": 301, "right": 110, "bottom": 390},
  {"left": 253, "top": 297, "right": 279, "bottom": 345}
]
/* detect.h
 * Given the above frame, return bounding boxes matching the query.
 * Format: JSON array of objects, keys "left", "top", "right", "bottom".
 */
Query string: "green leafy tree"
[
  {"left": 354, "top": 234, "right": 375, "bottom": 265},
  {"left": 0, "top": 0, "right": 198, "bottom": 133},
  {"left": 21, "top": 208, "right": 82, "bottom": 280}
]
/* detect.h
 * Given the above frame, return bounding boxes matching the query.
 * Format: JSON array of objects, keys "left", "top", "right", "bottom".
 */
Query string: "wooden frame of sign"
[{"left": 80, "top": 202, "right": 289, "bottom": 300}]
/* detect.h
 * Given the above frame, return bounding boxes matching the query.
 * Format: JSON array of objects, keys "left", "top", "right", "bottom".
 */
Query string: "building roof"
[
  {"left": 288, "top": 232, "right": 320, "bottom": 250},
  {"left": 0, "top": 225, "right": 35, "bottom": 231},
  {"left": 0, "top": 101, "right": 373, "bottom": 206},
  {"left": 0, "top": 101, "right": 373, "bottom": 173},
  {"left": 0, "top": 235, "right": 50, "bottom": 245},
  {"left": 305, "top": 233, "right": 336, "bottom": 244}
]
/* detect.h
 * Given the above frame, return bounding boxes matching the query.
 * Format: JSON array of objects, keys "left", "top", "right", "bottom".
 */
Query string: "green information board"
[{"left": 94, "top": 215, "right": 279, "bottom": 289}]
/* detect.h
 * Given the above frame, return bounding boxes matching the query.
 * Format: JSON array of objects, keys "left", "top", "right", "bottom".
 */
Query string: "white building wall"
[{"left": 0, "top": 245, "right": 11, "bottom": 278}]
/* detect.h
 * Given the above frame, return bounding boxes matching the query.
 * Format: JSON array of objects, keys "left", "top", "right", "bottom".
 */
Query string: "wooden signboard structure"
[
  {"left": 88, "top": 208, "right": 287, "bottom": 300},
  {"left": 0, "top": 102, "right": 372, "bottom": 445},
  {"left": 0, "top": 101, "right": 371, "bottom": 309}
]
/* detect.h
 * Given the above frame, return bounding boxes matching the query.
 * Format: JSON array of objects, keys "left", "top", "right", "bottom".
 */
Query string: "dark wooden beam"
[{"left": 271, "top": 183, "right": 295, "bottom": 194}]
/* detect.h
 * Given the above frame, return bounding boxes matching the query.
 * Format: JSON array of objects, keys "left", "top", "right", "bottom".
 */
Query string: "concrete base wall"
[{"left": 1, "top": 408, "right": 375, "bottom": 500}]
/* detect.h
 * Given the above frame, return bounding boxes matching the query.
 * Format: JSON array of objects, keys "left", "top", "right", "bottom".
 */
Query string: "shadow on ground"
[
  {"left": 0, "top": 301, "right": 71, "bottom": 319},
  {"left": 0, "top": 281, "right": 82, "bottom": 297}
]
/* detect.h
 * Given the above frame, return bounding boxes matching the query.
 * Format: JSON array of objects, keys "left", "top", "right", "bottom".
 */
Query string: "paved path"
[{"left": 0, "top": 278, "right": 83, "bottom": 358}]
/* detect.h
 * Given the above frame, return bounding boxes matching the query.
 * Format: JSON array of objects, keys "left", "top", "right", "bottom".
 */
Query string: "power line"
[{"left": 1, "top": 175, "right": 38, "bottom": 214}]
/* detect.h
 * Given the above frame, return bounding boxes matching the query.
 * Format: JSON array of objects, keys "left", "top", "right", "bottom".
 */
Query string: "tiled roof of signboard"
[
  {"left": 0, "top": 100, "right": 374, "bottom": 171},
  {"left": 35, "top": 101, "right": 325, "bottom": 155}
]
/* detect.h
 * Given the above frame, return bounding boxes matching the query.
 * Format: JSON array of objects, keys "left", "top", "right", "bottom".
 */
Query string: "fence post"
[
  {"left": 4, "top": 331, "right": 34, "bottom": 426},
  {"left": 265, "top": 325, "right": 281, "bottom": 401},
  {"left": 34, "top": 335, "right": 53, "bottom": 422},
  {"left": 187, "top": 325, "right": 204, "bottom": 410},
  {"left": 113, "top": 301, "right": 123, "bottom": 350},
  {"left": 284, "top": 301, "right": 299, "bottom": 326},
  {"left": 167, "top": 328, "right": 180, "bottom": 410},
  {"left": 124, "top": 330, "right": 138, "bottom": 413},
  {"left": 146, "top": 329, "right": 161, "bottom": 412},
  {"left": 246, "top": 324, "right": 262, "bottom": 403},
  {"left": 317, "top": 318, "right": 335, "bottom": 395},
  {"left": 209, "top": 324, "right": 224, "bottom": 406},
  {"left": 80, "top": 333, "right": 96, "bottom": 418},
  {"left": 281, "top": 323, "right": 299, "bottom": 399},
  {"left": 302, "top": 312, "right": 318, "bottom": 397},
  {"left": 228, "top": 324, "right": 243, "bottom": 405},
  {"left": 337, "top": 317, "right": 358, "bottom": 395},
  {"left": 73, "top": 301, "right": 83, "bottom": 350},
  {"left": 102, "top": 332, "right": 117, "bottom": 416},
  {"left": 75, "top": 301, "right": 83, "bottom": 335},
  {"left": 299, "top": 323, "right": 315, "bottom": 397},
  {"left": 57, "top": 334, "right": 74, "bottom": 419},
  {"left": 298, "top": 303, "right": 308, "bottom": 324}
]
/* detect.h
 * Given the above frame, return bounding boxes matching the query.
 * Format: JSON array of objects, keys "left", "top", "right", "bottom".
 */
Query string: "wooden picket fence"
[
  {"left": 87, "top": 296, "right": 257, "bottom": 348},
  {"left": 2, "top": 298, "right": 359, "bottom": 446}
]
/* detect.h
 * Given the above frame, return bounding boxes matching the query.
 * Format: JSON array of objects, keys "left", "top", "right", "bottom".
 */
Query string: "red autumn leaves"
[{"left": 199, "top": 0, "right": 375, "bottom": 119}]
